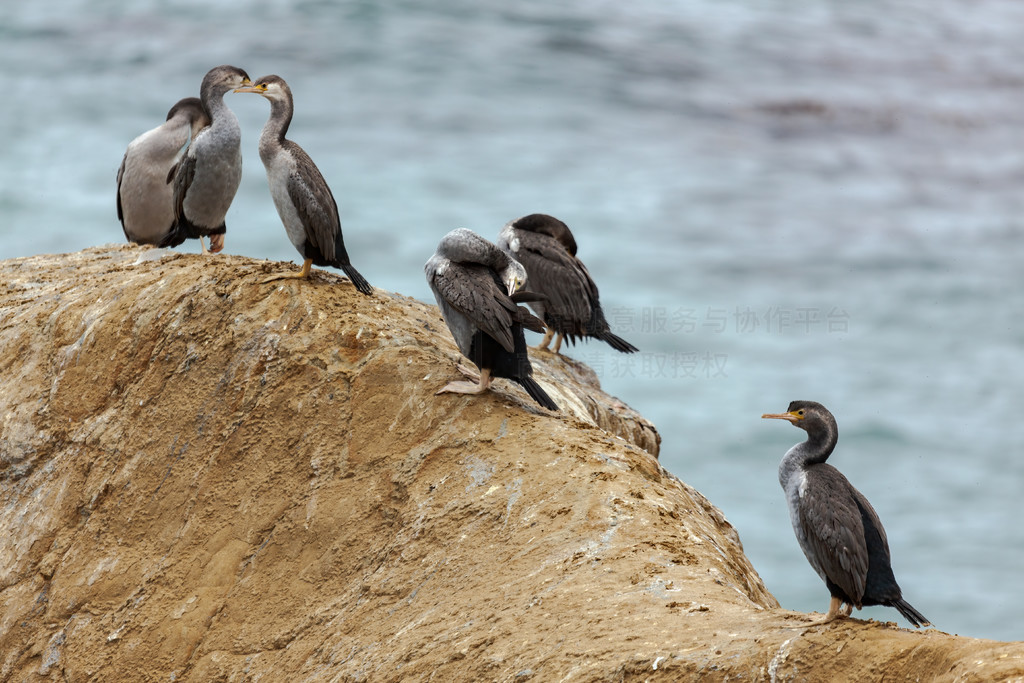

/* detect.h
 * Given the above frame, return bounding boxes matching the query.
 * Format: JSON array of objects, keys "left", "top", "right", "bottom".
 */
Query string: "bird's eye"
[{"left": 796, "top": 409, "right": 805, "bottom": 416}]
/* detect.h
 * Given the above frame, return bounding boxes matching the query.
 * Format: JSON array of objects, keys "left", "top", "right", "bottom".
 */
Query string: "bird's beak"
[
  {"left": 234, "top": 83, "right": 258, "bottom": 94},
  {"left": 762, "top": 411, "right": 799, "bottom": 422},
  {"left": 506, "top": 277, "right": 520, "bottom": 297}
]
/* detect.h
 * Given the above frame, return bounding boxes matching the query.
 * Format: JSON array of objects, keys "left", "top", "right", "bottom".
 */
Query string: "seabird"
[
  {"left": 425, "top": 228, "right": 558, "bottom": 410},
  {"left": 166, "top": 65, "right": 251, "bottom": 253},
  {"left": 234, "top": 75, "right": 372, "bottom": 294},
  {"left": 497, "top": 213, "right": 638, "bottom": 354},
  {"left": 762, "top": 400, "right": 930, "bottom": 628},
  {"left": 117, "top": 97, "right": 210, "bottom": 246}
]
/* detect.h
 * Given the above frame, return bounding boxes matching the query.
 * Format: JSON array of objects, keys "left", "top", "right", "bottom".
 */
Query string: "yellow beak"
[{"left": 761, "top": 412, "right": 799, "bottom": 422}]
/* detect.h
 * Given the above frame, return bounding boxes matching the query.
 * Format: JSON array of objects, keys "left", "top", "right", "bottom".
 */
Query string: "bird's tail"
[
  {"left": 892, "top": 598, "right": 930, "bottom": 628},
  {"left": 598, "top": 330, "right": 639, "bottom": 354},
  {"left": 158, "top": 224, "right": 188, "bottom": 249},
  {"left": 340, "top": 264, "right": 373, "bottom": 296},
  {"left": 516, "top": 376, "right": 558, "bottom": 411}
]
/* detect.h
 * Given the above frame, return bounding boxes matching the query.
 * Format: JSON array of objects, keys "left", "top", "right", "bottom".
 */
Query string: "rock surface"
[{"left": 0, "top": 246, "right": 1021, "bottom": 682}]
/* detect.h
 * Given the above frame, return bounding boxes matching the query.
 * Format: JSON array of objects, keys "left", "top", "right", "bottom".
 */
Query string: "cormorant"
[
  {"left": 496, "top": 213, "right": 638, "bottom": 354},
  {"left": 234, "top": 75, "right": 372, "bottom": 294},
  {"left": 762, "top": 400, "right": 930, "bottom": 628},
  {"left": 117, "top": 97, "right": 210, "bottom": 246},
  {"left": 425, "top": 228, "right": 558, "bottom": 410},
  {"left": 166, "top": 65, "right": 251, "bottom": 253}
]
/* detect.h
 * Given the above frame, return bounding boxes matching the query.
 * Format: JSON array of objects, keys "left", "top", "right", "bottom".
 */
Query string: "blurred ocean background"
[{"left": 2, "top": 0, "right": 1022, "bottom": 641}]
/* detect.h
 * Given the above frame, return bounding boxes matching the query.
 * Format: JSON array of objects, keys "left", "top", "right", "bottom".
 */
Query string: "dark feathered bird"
[
  {"left": 496, "top": 213, "right": 637, "bottom": 354},
  {"left": 165, "top": 65, "right": 251, "bottom": 253},
  {"left": 762, "top": 401, "right": 930, "bottom": 628},
  {"left": 425, "top": 228, "right": 558, "bottom": 410},
  {"left": 117, "top": 98, "right": 210, "bottom": 246},
  {"left": 235, "top": 75, "right": 372, "bottom": 294}
]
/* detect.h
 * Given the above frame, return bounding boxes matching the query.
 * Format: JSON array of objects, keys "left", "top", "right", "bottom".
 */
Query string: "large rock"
[{"left": 0, "top": 246, "right": 1020, "bottom": 681}]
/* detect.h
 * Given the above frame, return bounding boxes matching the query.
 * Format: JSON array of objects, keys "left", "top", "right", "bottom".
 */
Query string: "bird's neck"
[
  {"left": 780, "top": 423, "right": 837, "bottom": 475},
  {"left": 201, "top": 86, "right": 229, "bottom": 119},
  {"left": 261, "top": 98, "right": 293, "bottom": 146},
  {"left": 198, "top": 93, "right": 239, "bottom": 151}
]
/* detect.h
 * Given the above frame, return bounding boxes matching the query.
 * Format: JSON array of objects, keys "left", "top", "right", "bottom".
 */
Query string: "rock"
[{"left": 0, "top": 245, "right": 1021, "bottom": 681}]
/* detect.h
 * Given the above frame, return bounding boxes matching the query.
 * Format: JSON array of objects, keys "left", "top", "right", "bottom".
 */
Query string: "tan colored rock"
[{"left": 0, "top": 245, "right": 1020, "bottom": 682}]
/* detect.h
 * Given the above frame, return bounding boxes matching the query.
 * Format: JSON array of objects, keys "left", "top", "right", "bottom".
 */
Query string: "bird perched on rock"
[
  {"left": 166, "top": 65, "right": 251, "bottom": 253},
  {"left": 497, "top": 213, "right": 637, "bottom": 354},
  {"left": 425, "top": 228, "right": 558, "bottom": 410},
  {"left": 117, "top": 98, "right": 210, "bottom": 247},
  {"left": 762, "top": 400, "right": 930, "bottom": 628},
  {"left": 234, "top": 75, "right": 372, "bottom": 294}
]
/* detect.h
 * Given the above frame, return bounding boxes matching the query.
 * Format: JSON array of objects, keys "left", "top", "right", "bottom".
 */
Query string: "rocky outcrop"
[{"left": 1, "top": 246, "right": 1021, "bottom": 682}]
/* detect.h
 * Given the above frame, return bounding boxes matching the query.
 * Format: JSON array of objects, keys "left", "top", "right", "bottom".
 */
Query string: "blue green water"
[{"left": 2, "top": 0, "right": 1022, "bottom": 641}]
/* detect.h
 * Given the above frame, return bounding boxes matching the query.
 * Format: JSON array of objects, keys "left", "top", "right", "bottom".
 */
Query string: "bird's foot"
[
  {"left": 199, "top": 237, "right": 210, "bottom": 254},
  {"left": 533, "top": 328, "right": 555, "bottom": 353},
  {"left": 551, "top": 333, "right": 565, "bottom": 354},
  {"left": 435, "top": 380, "right": 488, "bottom": 396},
  {"left": 455, "top": 364, "right": 481, "bottom": 381},
  {"left": 261, "top": 259, "right": 313, "bottom": 284},
  {"left": 436, "top": 367, "right": 492, "bottom": 396},
  {"left": 804, "top": 597, "right": 850, "bottom": 627}
]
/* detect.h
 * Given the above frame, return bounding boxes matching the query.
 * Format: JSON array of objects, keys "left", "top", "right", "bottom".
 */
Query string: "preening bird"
[
  {"left": 762, "top": 401, "right": 930, "bottom": 628},
  {"left": 117, "top": 97, "right": 210, "bottom": 246},
  {"left": 166, "top": 65, "right": 251, "bottom": 253},
  {"left": 496, "top": 213, "right": 638, "bottom": 354},
  {"left": 425, "top": 228, "right": 558, "bottom": 411},
  {"left": 234, "top": 75, "right": 372, "bottom": 294}
]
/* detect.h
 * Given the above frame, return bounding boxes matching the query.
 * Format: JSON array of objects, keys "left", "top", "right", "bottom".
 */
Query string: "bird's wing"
[
  {"left": 170, "top": 151, "right": 197, "bottom": 224},
  {"left": 431, "top": 262, "right": 517, "bottom": 353},
  {"left": 850, "top": 486, "right": 892, "bottom": 562},
  {"left": 797, "top": 466, "right": 869, "bottom": 603},
  {"left": 285, "top": 142, "right": 339, "bottom": 261},
  {"left": 116, "top": 154, "right": 127, "bottom": 228},
  {"left": 514, "top": 231, "right": 598, "bottom": 327}
]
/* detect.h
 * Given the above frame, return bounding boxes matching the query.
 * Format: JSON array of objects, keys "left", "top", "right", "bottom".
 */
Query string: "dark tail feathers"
[
  {"left": 516, "top": 376, "right": 558, "bottom": 411},
  {"left": 892, "top": 598, "right": 930, "bottom": 628},
  {"left": 599, "top": 330, "right": 639, "bottom": 354},
  {"left": 340, "top": 264, "right": 373, "bottom": 296},
  {"left": 158, "top": 224, "right": 188, "bottom": 249}
]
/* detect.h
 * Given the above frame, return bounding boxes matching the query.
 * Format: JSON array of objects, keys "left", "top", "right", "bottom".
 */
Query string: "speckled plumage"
[{"left": 764, "top": 400, "right": 930, "bottom": 628}]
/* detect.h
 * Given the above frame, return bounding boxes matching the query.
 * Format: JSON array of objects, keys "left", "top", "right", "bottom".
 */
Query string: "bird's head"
[
  {"left": 234, "top": 74, "right": 290, "bottom": 102},
  {"left": 501, "top": 259, "right": 528, "bottom": 297},
  {"left": 203, "top": 65, "right": 251, "bottom": 97},
  {"left": 762, "top": 400, "right": 834, "bottom": 434},
  {"left": 511, "top": 213, "right": 578, "bottom": 256}
]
